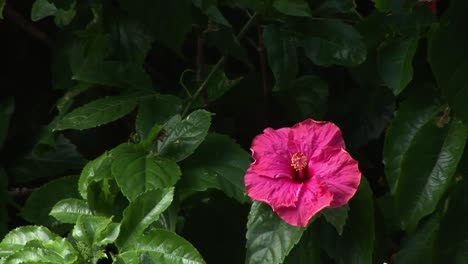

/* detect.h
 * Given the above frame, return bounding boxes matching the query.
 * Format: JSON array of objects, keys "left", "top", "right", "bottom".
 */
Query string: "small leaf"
[
  {"left": 72, "top": 215, "right": 120, "bottom": 249},
  {"left": 263, "top": 25, "right": 298, "bottom": 89},
  {"left": 50, "top": 198, "right": 93, "bottom": 224},
  {"left": 31, "top": 0, "right": 57, "bottom": 21},
  {"left": 116, "top": 229, "right": 205, "bottom": 263},
  {"left": 111, "top": 144, "right": 181, "bottom": 201},
  {"left": 180, "top": 133, "right": 250, "bottom": 203},
  {"left": 246, "top": 202, "right": 305, "bottom": 264},
  {"left": 3, "top": 237, "right": 78, "bottom": 263},
  {"left": 55, "top": 95, "right": 138, "bottom": 131},
  {"left": 157, "top": 110, "right": 212, "bottom": 162},
  {"left": 378, "top": 37, "right": 419, "bottom": 95},
  {"left": 322, "top": 204, "right": 350, "bottom": 235},
  {"left": 78, "top": 151, "right": 112, "bottom": 199},
  {"left": 273, "top": 0, "right": 312, "bottom": 17},
  {"left": 116, "top": 188, "right": 174, "bottom": 250},
  {"left": 21, "top": 176, "right": 81, "bottom": 227}
]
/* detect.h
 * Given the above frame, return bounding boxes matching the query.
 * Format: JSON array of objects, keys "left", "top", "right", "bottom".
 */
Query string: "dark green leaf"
[
  {"left": 116, "top": 188, "right": 174, "bottom": 250},
  {"left": 193, "top": 0, "right": 231, "bottom": 27},
  {"left": 31, "top": 0, "right": 57, "bottom": 21},
  {"left": 55, "top": 95, "right": 138, "bottom": 131},
  {"left": 383, "top": 97, "right": 440, "bottom": 192},
  {"left": 273, "top": 0, "right": 312, "bottom": 17},
  {"left": 322, "top": 204, "right": 350, "bottom": 236},
  {"left": 429, "top": 0, "right": 468, "bottom": 124},
  {"left": 72, "top": 215, "right": 120, "bottom": 250},
  {"left": 245, "top": 202, "right": 305, "bottom": 264},
  {"left": 0, "top": 97, "right": 14, "bottom": 150},
  {"left": 378, "top": 37, "right": 419, "bottom": 95},
  {"left": 284, "top": 224, "right": 321, "bottom": 264},
  {"left": 372, "top": 0, "right": 418, "bottom": 13},
  {"left": 0, "top": 0, "right": 5, "bottom": 19},
  {"left": 0, "top": 169, "right": 7, "bottom": 238},
  {"left": 50, "top": 198, "right": 93, "bottom": 224},
  {"left": 205, "top": 29, "right": 250, "bottom": 64},
  {"left": 21, "top": 176, "right": 81, "bottom": 227},
  {"left": 300, "top": 20, "right": 366, "bottom": 67},
  {"left": 157, "top": 110, "right": 212, "bottom": 162},
  {"left": 115, "top": 229, "right": 205, "bottom": 263},
  {"left": 395, "top": 118, "right": 467, "bottom": 230},
  {"left": 180, "top": 133, "right": 250, "bottom": 203},
  {"left": 78, "top": 151, "right": 112, "bottom": 199},
  {"left": 111, "top": 144, "right": 181, "bottom": 201},
  {"left": 263, "top": 25, "right": 298, "bottom": 89},
  {"left": 313, "top": 0, "right": 357, "bottom": 16}
]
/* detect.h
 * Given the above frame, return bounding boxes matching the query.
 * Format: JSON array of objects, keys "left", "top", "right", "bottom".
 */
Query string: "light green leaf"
[
  {"left": 31, "top": 0, "right": 57, "bottom": 21},
  {"left": 246, "top": 202, "right": 305, "bottom": 264},
  {"left": 180, "top": 133, "right": 250, "bottom": 203},
  {"left": 50, "top": 198, "right": 93, "bottom": 224},
  {"left": 72, "top": 215, "right": 120, "bottom": 249},
  {"left": 322, "top": 204, "right": 350, "bottom": 235},
  {"left": 116, "top": 188, "right": 174, "bottom": 250},
  {"left": 273, "top": 0, "right": 312, "bottom": 17},
  {"left": 3, "top": 238, "right": 78, "bottom": 264},
  {"left": 55, "top": 95, "right": 139, "bottom": 131},
  {"left": 378, "top": 37, "right": 419, "bottom": 95},
  {"left": 157, "top": 110, "right": 212, "bottom": 162},
  {"left": 111, "top": 144, "right": 181, "bottom": 201}
]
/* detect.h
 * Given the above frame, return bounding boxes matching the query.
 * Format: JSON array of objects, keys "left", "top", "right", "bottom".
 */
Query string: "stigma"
[{"left": 291, "top": 152, "right": 307, "bottom": 171}]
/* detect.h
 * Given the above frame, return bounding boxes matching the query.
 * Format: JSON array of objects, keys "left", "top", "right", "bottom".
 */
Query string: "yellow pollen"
[{"left": 291, "top": 152, "right": 307, "bottom": 171}]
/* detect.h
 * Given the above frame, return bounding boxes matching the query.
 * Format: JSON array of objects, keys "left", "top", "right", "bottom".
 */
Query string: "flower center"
[{"left": 290, "top": 152, "right": 309, "bottom": 182}]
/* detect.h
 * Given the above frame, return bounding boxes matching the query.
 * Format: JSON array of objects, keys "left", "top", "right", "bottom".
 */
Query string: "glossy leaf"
[
  {"left": 0, "top": 226, "right": 58, "bottom": 253},
  {"left": 395, "top": 118, "right": 467, "bottom": 230},
  {"left": 50, "top": 198, "right": 93, "bottom": 224},
  {"left": 180, "top": 133, "right": 250, "bottom": 203},
  {"left": 322, "top": 204, "right": 349, "bottom": 236},
  {"left": 273, "top": 0, "right": 312, "bottom": 17},
  {"left": 116, "top": 188, "right": 174, "bottom": 250},
  {"left": 72, "top": 215, "right": 120, "bottom": 249},
  {"left": 111, "top": 144, "right": 181, "bottom": 201},
  {"left": 263, "top": 25, "right": 298, "bottom": 89},
  {"left": 378, "top": 37, "right": 419, "bottom": 95},
  {"left": 2, "top": 237, "right": 78, "bottom": 263},
  {"left": 116, "top": 228, "right": 205, "bottom": 263},
  {"left": 245, "top": 202, "right": 305, "bottom": 264},
  {"left": 21, "top": 176, "right": 81, "bottom": 227},
  {"left": 156, "top": 110, "right": 211, "bottom": 162},
  {"left": 78, "top": 151, "right": 112, "bottom": 199},
  {"left": 55, "top": 95, "right": 138, "bottom": 131}
]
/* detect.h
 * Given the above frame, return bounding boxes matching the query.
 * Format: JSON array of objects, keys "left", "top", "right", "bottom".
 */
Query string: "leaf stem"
[{"left": 181, "top": 12, "right": 259, "bottom": 117}]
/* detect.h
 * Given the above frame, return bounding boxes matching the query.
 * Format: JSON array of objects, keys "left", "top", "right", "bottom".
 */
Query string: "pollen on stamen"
[{"left": 291, "top": 152, "right": 307, "bottom": 171}]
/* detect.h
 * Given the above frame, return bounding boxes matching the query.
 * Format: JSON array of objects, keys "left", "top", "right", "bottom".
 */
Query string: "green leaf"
[
  {"left": 322, "top": 204, "right": 350, "bottom": 236},
  {"left": 273, "top": 0, "right": 312, "bottom": 17},
  {"left": 429, "top": 0, "right": 468, "bottom": 124},
  {"left": 136, "top": 95, "right": 182, "bottom": 141},
  {"left": 245, "top": 202, "right": 305, "bottom": 264},
  {"left": 116, "top": 188, "right": 174, "bottom": 250},
  {"left": 157, "top": 110, "right": 212, "bottom": 162},
  {"left": 72, "top": 215, "right": 120, "bottom": 249},
  {"left": 0, "top": 226, "right": 58, "bottom": 250},
  {"left": 111, "top": 144, "right": 181, "bottom": 201},
  {"left": 313, "top": 0, "right": 357, "bottom": 16},
  {"left": 21, "top": 176, "right": 81, "bottom": 227},
  {"left": 50, "top": 198, "right": 93, "bottom": 224},
  {"left": 55, "top": 95, "right": 138, "bottom": 131},
  {"left": 378, "top": 37, "right": 419, "bottom": 95},
  {"left": 284, "top": 225, "right": 321, "bottom": 264},
  {"left": 78, "top": 151, "right": 112, "bottom": 199},
  {"left": 205, "top": 29, "right": 250, "bottom": 64},
  {"left": 383, "top": 97, "right": 440, "bottom": 192},
  {"left": 0, "top": 169, "right": 7, "bottom": 238},
  {"left": 0, "top": 0, "right": 5, "bottom": 19},
  {"left": 3, "top": 238, "right": 78, "bottom": 264},
  {"left": 395, "top": 118, "right": 467, "bottom": 230},
  {"left": 0, "top": 97, "right": 14, "bottom": 150},
  {"left": 372, "top": 0, "right": 418, "bottom": 12},
  {"left": 274, "top": 75, "right": 328, "bottom": 120},
  {"left": 115, "top": 229, "right": 205, "bottom": 263},
  {"left": 31, "top": 0, "right": 57, "bottom": 21},
  {"left": 180, "top": 133, "right": 250, "bottom": 203},
  {"left": 299, "top": 20, "right": 367, "bottom": 67},
  {"left": 263, "top": 25, "right": 298, "bottom": 89},
  {"left": 119, "top": 0, "right": 192, "bottom": 54}
]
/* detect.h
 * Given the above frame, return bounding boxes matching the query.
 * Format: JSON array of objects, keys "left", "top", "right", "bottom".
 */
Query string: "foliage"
[{"left": 1, "top": 0, "right": 468, "bottom": 263}]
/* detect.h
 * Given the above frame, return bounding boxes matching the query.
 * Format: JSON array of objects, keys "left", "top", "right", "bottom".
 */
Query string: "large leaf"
[
  {"left": 21, "top": 176, "right": 81, "bottom": 227},
  {"left": 50, "top": 198, "right": 93, "bottom": 224},
  {"left": 378, "top": 37, "right": 419, "bottom": 95},
  {"left": 116, "top": 188, "right": 174, "bottom": 250},
  {"left": 0, "top": 226, "right": 59, "bottom": 256},
  {"left": 115, "top": 229, "right": 205, "bottom": 264},
  {"left": 284, "top": 224, "right": 321, "bottom": 264},
  {"left": 272, "top": 0, "right": 312, "bottom": 17},
  {"left": 299, "top": 20, "right": 366, "bottom": 67},
  {"left": 263, "top": 25, "right": 298, "bottom": 89},
  {"left": 322, "top": 204, "right": 350, "bottom": 236},
  {"left": 156, "top": 110, "right": 211, "bottom": 162},
  {"left": 180, "top": 133, "right": 250, "bottom": 203},
  {"left": 111, "top": 144, "right": 181, "bottom": 201},
  {"left": 429, "top": 0, "right": 468, "bottom": 124},
  {"left": 55, "top": 95, "right": 139, "bottom": 131},
  {"left": 245, "top": 202, "right": 305, "bottom": 264},
  {"left": 383, "top": 97, "right": 440, "bottom": 191},
  {"left": 394, "top": 118, "right": 467, "bottom": 230}
]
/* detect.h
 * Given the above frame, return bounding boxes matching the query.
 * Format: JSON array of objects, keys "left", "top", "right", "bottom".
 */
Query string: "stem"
[{"left": 181, "top": 12, "right": 259, "bottom": 117}]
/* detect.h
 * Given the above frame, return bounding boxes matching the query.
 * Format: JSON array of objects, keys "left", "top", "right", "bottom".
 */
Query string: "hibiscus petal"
[
  {"left": 250, "top": 127, "right": 293, "bottom": 178},
  {"left": 288, "top": 119, "right": 346, "bottom": 159},
  {"left": 245, "top": 171, "right": 302, "bottom": 208},
  {"left": 275, "top": 182, "right": 333, "bottom": 227},
  {"left": 310, "top": 147, "right": 361, "bottom": 208}
]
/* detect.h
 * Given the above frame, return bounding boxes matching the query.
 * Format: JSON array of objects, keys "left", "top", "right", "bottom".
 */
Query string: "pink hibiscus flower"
[{"left": 244, "top": 119, "right": 361, "bottom": 227}]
